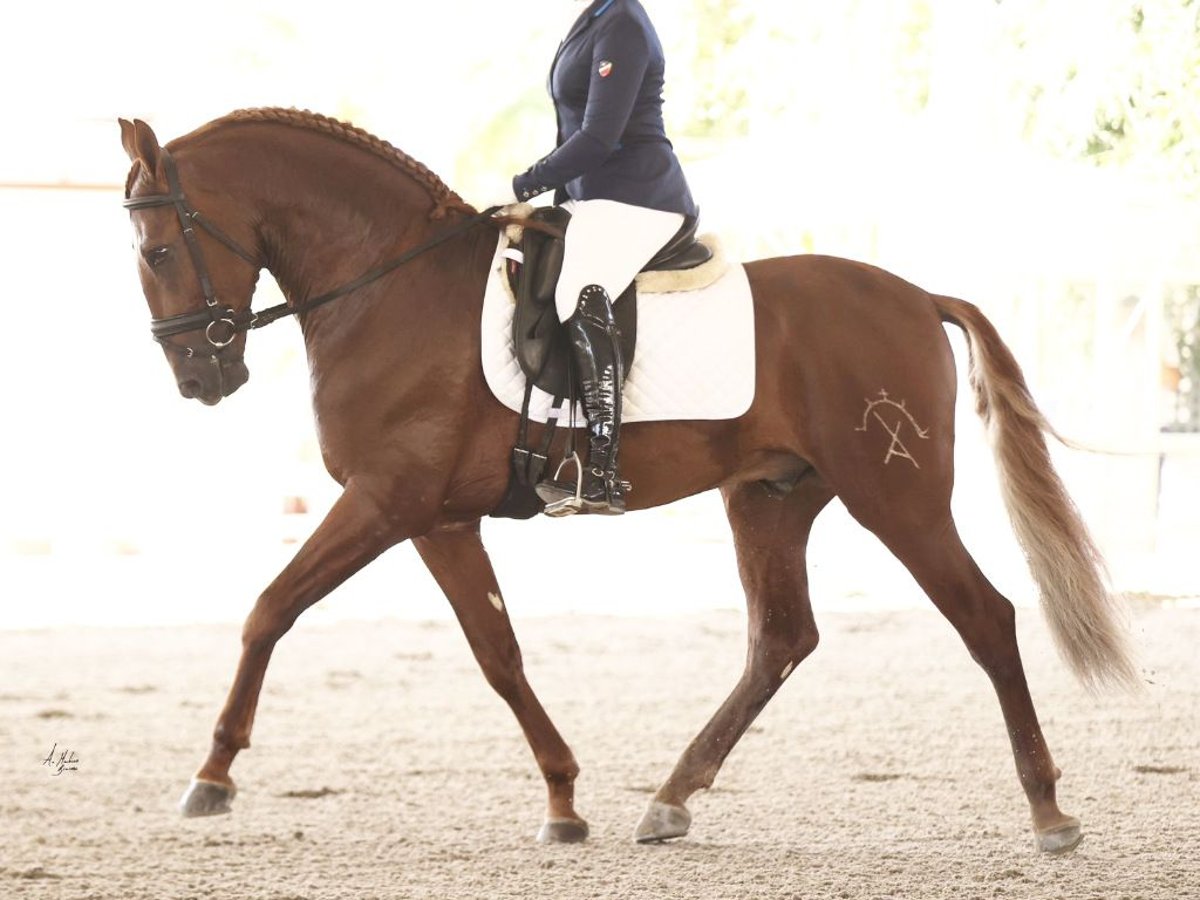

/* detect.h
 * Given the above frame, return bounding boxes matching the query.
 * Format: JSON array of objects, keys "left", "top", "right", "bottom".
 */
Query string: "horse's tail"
[{"left": 931, "top": 294, "right": 1138, "bottom": 691}]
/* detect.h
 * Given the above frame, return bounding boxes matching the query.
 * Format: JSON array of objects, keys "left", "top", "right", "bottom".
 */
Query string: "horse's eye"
[{"left": 144, "top": 246, "right": 172, "bottom": 269}]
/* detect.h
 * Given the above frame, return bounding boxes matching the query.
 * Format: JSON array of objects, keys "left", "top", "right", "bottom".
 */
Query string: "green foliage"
[
  {"left": 673, "top": 0, "right": 758, "bottom": 140},
  {"left": 665, "top": 0, "right": 939, "bottom": 153},
  {"left": 454, "top": 0, "right": 1199, "bottom": 207},
  {"left": 454, "top": 86, "right": 555, "bottom": 202},
  {"left": 1008, "top": 0, "right": 1200, "bottom": 193},
  {"left": 894, "top": 0, "right": 935, "bottom": 113},
  {"left": 1165, "top": 286, "right": 1200, "bottom": 431}
]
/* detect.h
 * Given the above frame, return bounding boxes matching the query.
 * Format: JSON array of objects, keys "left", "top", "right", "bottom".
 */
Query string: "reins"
[{"left": 246, "top": 205, "right": 505, "bottom": 329}]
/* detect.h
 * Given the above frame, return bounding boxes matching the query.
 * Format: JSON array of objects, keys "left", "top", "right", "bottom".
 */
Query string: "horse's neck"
[
  {"left": 220, "top": 131, "right": 486, "bottom": 357},
  {"left": 247, "top": 142, "right": 437, "bottom": 314}
]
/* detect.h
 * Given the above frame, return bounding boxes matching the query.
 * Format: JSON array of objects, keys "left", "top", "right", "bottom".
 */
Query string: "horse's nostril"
[{"left": 178, "top": 379, "right": 202, "bottom": 398}]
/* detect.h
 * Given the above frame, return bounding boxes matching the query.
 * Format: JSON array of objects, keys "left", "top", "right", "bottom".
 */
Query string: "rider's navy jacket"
[{"left": 512, "top": 0, "right": 697, "bottom": 217}]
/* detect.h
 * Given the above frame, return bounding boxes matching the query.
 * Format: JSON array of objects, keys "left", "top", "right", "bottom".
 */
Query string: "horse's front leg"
[
  {"left": 180, "top": 480, "right": 405, "bottom": 816},
  {"left": 413, "top": 522, "right": 587, "bottom": 843}
]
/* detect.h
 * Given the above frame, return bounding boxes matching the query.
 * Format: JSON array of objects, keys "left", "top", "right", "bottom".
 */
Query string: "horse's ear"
[
  {"left": 118, "top": 118, "right": 137, "bottom": 162},
  {"left": 119, "top": 117, "right": 162, "bottom": 170}
]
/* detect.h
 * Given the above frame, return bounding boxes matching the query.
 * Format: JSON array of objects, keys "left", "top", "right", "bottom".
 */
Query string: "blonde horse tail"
[{"left": 931, "top": 294, "right": 1138, "bottom": 691}]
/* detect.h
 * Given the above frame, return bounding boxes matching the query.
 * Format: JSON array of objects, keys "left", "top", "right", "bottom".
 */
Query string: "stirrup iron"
[{"left": 537, "top": 451, "right": 586, "bottom": 517}]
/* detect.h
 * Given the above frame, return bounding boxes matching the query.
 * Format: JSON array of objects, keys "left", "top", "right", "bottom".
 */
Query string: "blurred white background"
[{"left": 1, "top": 0, "right": 1197, "bottom": 629}]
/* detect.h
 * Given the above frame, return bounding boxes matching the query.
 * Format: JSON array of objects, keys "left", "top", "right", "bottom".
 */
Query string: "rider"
[{"left": 511, "top": 0, "right": 698, "bottom": 516}]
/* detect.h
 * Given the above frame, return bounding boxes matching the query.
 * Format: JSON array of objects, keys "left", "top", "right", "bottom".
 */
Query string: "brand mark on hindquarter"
[{"left": 856, "top": 389, "right": 930, "bottom": 469}]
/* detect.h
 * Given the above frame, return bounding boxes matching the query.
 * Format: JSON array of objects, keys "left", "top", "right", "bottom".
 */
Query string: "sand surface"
[{"left": 2, "top": 604, "right": 1197, "bottom": 899}]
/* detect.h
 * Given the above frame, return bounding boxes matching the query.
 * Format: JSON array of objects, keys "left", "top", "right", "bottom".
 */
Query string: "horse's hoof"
[
  {"left": 536, "top": 816, "right": 589, "bottom": 843},
  {"left": 179, "top": 778, "right": 236, "bottom": 817},
  {"left": 1035, "top": 818, "right": 1083, "bottom": 855},
  {"left": 634, "top": 800, "right": 691, "bottom": 843}
]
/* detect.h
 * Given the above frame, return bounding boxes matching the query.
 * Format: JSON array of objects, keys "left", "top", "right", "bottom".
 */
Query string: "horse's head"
[{"left": 120, "top": 118, "right": 261, "bottom": 405}]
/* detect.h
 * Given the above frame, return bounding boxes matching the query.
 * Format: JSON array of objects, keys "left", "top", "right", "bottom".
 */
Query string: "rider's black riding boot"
[{"left": 536, "top": 284, "right": 628, "bottom": 516}]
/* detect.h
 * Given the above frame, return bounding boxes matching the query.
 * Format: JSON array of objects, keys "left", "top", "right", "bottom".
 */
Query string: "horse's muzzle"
[{"left": 177, "top": 358, "right": 249, "bottom": 405}]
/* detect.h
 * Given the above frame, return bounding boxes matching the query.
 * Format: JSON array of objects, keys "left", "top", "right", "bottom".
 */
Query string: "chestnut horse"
[{"left": 119, "top": 108, "right": 1134, "bottom": 854}]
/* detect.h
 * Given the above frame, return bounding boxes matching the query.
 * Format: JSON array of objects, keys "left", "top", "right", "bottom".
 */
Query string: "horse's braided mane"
[
  {"left": 198, "top": 107, "right": 476, "bottom": 220},
  {"left": 174, "top": 106, "right": 556, "bottom": 237}
]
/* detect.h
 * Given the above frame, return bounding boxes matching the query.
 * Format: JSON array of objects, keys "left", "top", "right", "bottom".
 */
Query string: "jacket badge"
[{"left": 597, "top": 60, "right": 613, "bottom": 78}]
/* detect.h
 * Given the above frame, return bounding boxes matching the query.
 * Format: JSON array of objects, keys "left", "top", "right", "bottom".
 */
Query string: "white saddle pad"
[{"left": 480, "top": 234, "right": 755, "bottom": 425}]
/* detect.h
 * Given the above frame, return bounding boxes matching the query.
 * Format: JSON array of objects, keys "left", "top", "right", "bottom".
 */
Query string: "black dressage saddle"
[{"left": 509, "top": 206, "right": 712, "bottom": 398}]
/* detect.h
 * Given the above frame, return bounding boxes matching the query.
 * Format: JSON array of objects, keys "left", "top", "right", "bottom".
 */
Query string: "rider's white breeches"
[{"left": 555, "top": 199, "right": 685, "bottom": 322}]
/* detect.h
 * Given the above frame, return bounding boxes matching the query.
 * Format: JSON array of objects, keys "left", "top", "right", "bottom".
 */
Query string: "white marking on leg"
[
  {"left": 780, "top": 661, "right": 795, "bottom": 680},
  {"left": 488, "top": 591, "right": 505, "bottom": 612}
]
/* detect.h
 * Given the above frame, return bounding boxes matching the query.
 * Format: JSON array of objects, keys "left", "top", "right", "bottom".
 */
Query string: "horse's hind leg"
[
  {"left": 867, "top": 520, "right": 1082, "bottom": 853},
  {"left": 828, "top": 395, "right": 1081, "bottom": 852},
  {"left": 413, "top": 523, "right": 587, "bottom": 843},
  {"left": 635, "top": 474, "right": 832, "bottom": 842}
]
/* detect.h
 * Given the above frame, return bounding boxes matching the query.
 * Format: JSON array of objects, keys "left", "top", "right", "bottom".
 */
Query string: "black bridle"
[{"left": 124, "top": 148, "right": 501, "bottom": 360}]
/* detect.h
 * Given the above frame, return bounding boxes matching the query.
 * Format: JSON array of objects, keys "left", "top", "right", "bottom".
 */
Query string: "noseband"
[{"left": 124, "top": 151, "right": 503, "bottom": 360}]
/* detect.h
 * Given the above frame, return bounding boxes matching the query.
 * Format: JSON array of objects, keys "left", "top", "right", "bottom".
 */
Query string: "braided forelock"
[{"left": 196, "top": 107, "right": 476, "bottom": 220}]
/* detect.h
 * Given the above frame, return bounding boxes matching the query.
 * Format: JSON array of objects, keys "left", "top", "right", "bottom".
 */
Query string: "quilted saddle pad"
[{"left": 479, "top": 233, "right": 755, "bottom": 425}]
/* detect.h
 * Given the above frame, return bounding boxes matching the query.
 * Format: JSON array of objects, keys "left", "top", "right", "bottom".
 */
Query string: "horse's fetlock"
[
  {"left": 696, "top": 766, "right": 720, "bottom": 792},
  {"left": 212, "top": 726, "right": 249, "bottom": 753}
]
